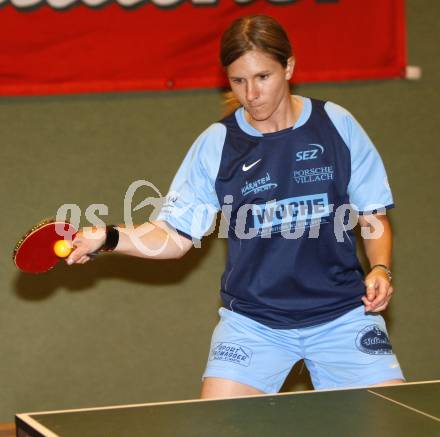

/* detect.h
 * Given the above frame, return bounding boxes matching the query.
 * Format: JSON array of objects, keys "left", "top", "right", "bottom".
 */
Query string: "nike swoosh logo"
[{"left": 242, "top": 159, "right": 261, "bottom": 172}]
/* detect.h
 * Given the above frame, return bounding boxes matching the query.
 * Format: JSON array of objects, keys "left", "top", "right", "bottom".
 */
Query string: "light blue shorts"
[{"left": 202, "top": 306, "right": 405, "bottom": 393}]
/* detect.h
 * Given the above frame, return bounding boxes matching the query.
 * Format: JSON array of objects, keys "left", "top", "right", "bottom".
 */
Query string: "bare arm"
[
  {"left": 358, "top": 214, "right": 394, "bottom": 312},
  {"left": 66, "top": 220, "right": 193, "bottom": 265},
  {"left": 115, "top": 221, "right": 193, "bottom": 259}
]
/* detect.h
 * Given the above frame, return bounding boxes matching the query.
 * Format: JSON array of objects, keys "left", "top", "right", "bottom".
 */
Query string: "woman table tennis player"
[{"left": 67, "top": 15, "right": 405, "bottom": 397}]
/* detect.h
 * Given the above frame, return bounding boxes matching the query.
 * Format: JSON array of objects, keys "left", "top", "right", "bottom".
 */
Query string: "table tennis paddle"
[{"left": 12, "top": 218, "right": 77, "bottom": 274}]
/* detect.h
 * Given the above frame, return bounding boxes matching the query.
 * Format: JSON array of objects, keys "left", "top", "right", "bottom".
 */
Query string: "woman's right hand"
[{"left": 66, "top": 227, "right": 107, "bottom": 265}]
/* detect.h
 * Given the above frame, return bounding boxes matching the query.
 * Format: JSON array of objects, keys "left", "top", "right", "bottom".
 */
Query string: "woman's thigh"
[
  {"left": 303, "top": 306, "right": 405, "bottom": 389},
  {"left": 200, "top": 377, "right": 264, "bottom": 399},
  {"left": 202, "top": 308, "right": 301, "bottom": 394}
]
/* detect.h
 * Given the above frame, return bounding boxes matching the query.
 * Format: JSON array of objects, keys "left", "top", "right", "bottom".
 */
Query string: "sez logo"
[{"left": 296, "top": 144, "right": 325, "bottom": 162}]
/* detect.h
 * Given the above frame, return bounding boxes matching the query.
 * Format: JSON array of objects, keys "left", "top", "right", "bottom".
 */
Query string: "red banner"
[{"left": 0, "top": 0, "right": 406, "bottom": 96}]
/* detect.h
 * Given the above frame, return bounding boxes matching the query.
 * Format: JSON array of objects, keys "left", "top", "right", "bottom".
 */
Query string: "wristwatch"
[{"left": 371, "top": 264, "right": 392, "bottom": 282}]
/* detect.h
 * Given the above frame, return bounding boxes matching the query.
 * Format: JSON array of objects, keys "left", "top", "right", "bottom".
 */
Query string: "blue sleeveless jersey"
[{"left": 157, "top": 97, "right": 393, "bottom": 328}]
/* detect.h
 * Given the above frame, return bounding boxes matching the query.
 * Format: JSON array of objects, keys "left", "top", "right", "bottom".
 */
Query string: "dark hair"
[{"left": 220, "top": 15, "right": 293, "bottom": 68}]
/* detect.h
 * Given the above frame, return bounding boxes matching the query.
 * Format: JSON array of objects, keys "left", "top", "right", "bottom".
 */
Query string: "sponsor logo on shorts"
[
  {"left": 355, "top": 324, "right": 393, "bottom": 355},
  {"left": 209, "top": 342, "right": 252, "bottom": 367}
]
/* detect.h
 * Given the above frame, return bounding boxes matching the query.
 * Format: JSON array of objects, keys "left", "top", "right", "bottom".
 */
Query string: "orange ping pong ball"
[{"left": 53, "top": 240, "right": 73, "bottom": 258}]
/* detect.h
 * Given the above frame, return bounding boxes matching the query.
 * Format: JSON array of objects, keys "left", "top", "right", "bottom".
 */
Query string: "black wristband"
[{"left": 100, "top": 225, "right": 119, "bottom": 252}]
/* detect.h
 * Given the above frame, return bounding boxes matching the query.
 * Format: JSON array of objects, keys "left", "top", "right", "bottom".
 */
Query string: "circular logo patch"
[{"left": 355, "top": 324, "right": 393, "bottom": 355}]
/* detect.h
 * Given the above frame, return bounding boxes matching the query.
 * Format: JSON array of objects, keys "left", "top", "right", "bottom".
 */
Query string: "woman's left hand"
[{"left": 362, "top": 269, "right": 393, "bottom": 312}]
